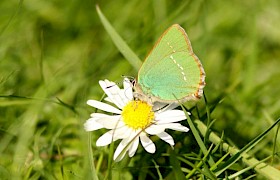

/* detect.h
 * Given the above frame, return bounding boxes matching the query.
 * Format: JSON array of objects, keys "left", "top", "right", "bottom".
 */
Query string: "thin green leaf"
[
  {"left": 185, "top": 144, "right": 216, "bottom": 179},
  {"left": 88, "top": 133, "right": 99, "bottom": 180},
  {"left": 214, "top": 117, "right": 280, "bottom": 175},
  {"left": 177, "top": 156, "right": 205, "bottom": 177},
  {"left": 211, "top": 131, "right": 224, "bottom": 155},
  {"left": 56, "top": 97, "right": 77, "bottom": 114},
  {"left": 0, "top": 0, "right": 23, "bottom": 36},
  {"left": 152, "top": 159, "right": 163, "bottom": 180},
  {"left": 210, "top": 152, "right": 231, "bottom": 171},
  {"left": 181, "top": 105, "right": 215, "bottom": 167},
  {"left": 195, "top": 118, "right": 280, "bottom": 179},
  {"left": 96, "top": 5, "right": 142, "bottom": 71},
  {"left": 271, "top": 122, "right": 280, "bottom": 164},
  {"left": 10, "top": 86, "right": 46, "bottom": 179},
  {"left": 170, "top": 152, "right": 186, "bottom": 180},
  {"left": 227, "top": 156, "right": 271, "bottom": 179}
]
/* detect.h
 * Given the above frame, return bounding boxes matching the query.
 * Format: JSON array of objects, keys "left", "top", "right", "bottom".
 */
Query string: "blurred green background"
[{"left": 0, "top": 0, "right": 280, "bottom": 179}]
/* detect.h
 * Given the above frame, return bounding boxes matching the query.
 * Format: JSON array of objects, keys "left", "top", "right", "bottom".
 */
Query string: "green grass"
[{"left": 1, "top": 0, "right": 280, "bottom": 179}]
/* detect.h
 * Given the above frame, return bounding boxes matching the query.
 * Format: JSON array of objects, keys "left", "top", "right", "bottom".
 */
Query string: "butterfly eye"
[{"left": 131, "top": 79, "right": 137, "bottom": 87}]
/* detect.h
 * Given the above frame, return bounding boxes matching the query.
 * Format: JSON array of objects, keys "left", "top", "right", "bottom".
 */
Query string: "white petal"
[
  {"left": 114, "top": 139, "right": 130, "bottom": 161},
  {"left": 123, "top": 78, "right": 132, "bottom": 89},
  {"left": 145, "top": 124, "right": 165, "bottom": 135},
  {"left": 164, "top": 103, "right": 180, "bottom": 111},
  {"left": 122, "top": 78, "right": 133, "bottom": 102},
  {"left": 99, "top": 80, "right": 126, "bottom": 109},
  {"left": 104, "top": 97, "right": 113, "bottom": 103},
  {"left": 84, "top": 118, "right": 103, "bottom": 131},
  {"left": 152, "top": 102, "right": 171, "bottom": 111},
  {"left": 90, "top": 113, "right": 112, "bottom": 118},
  {"left": 87, "top": 100, "right": 121, "bottom": 114},
  {"left": 96, "top": 115, "right": 123, "bottom": 129},
  {"left": 128, "top": 136, "right": 139, "bottom": 157},
  {"left": 120, "top": 89, "right": 133, "bottom": 104},
  {"left": 96, "top": 131, "right": 115, "bottom": 146},
  {"left": 157, "top": 132, "right": 174, "bottom": 146},
  {"left": 154, "top": 102, "right": 179, "bottom": 112},
  {"left": 122, "top": 130, "right": 140, "bottom": 144},
  {"left": 140, "top": 134, "right": 156, "bottom": 153},
  {"left": 113, "top": 126, "right": 134, "bottom": 139},
  {"left": 156, "top": 110, "right": 187, "bottom": 123},
  {"left": 99, "top": 79, "right": 117, "bottom": 93},
  {"left": 156, "top": 123, "right": 189, "bottom": 132}
]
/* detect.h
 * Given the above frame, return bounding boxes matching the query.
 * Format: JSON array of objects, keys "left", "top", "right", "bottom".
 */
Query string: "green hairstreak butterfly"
[{"left": 134, "top": 24, "right": 206, "bottom": 103}]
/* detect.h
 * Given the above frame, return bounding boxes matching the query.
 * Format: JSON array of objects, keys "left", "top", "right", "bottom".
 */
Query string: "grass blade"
[
  {"left": 181, "top": 106, "right": 215, "bottom": 167},
  {"left": 195, "top": 118, "right": 280, "bottom": 179},
  {"left": 87, "top": 132, "right": 99, "bottom": 180},
  {"left": 96, "top": 5, "right": 142, "bottom": 71},
  {"left": 170, "top": 152, "right": 186, "bottom": 180}
]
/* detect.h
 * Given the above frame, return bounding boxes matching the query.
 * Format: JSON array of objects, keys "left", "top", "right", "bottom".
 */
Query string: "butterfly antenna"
[
  {"left": 121, "top": 75, "right": 135, "bottom": 81},
  {"left": 122, "top": 75, "right": 137, "bottom": 86}
]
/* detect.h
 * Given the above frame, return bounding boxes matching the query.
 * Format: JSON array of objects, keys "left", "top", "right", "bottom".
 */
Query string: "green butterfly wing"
[{"left": 137, "top": 24, "right": 205, "bottom": 102}]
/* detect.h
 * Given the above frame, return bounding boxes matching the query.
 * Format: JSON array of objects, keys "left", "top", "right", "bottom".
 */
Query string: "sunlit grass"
[{"left": 0, "top": 0, "right": 280, "bottom": 179}]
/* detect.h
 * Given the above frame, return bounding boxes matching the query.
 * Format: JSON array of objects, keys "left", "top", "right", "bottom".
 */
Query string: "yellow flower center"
[{"left": 122, "top": 100, "right": 154, "bottom": 130}]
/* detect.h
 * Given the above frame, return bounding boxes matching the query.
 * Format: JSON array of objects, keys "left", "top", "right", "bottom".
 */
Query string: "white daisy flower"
[{"left": 84, "top": 78, "right": 189, "bottom": 161}]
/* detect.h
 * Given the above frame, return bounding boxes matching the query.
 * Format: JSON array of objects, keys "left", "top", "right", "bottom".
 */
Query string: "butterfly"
[{"left": 134, "top": 24, "right": 206, "bottom": 103}]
